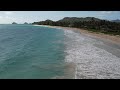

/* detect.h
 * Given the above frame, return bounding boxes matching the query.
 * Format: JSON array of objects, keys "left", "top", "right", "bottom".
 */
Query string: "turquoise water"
[{"left": 0, "top": 24, "right": 66, "bottom": 79}]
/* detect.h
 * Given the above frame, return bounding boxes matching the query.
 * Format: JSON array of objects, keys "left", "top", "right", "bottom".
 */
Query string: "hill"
[
  {"left": 12, "top": 22, "right": 17, "bottom": 24},
  {"left": 58, "top": 17, "right": 101, "bottom": 22},
  {"left": 32, "top": 17, "right": 120, "bottom": 35}
]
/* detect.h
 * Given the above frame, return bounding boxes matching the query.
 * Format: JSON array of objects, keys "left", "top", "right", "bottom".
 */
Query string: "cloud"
[
  {"left": 97, "top": 14, "right": 105, "bottom": 17},
  {"left": 0, "top": 16, "right": 3, "bottom": 18},
  {"left": 100, "top": 11, "right": 120, "bottom": 14},
  {"left": 100, "top": 11, "right": 114, "bottom": 14},
  {"left": 4, "top": 11, "right": 14, "bottom": 15},
  {"left": 0, "top": 16, "right": 18, "bottom": 24}
]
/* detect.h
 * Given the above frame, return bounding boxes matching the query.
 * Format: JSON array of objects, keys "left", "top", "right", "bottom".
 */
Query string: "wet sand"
[{"left": 51, "top": 62, "right": 76, "bottom": 79}]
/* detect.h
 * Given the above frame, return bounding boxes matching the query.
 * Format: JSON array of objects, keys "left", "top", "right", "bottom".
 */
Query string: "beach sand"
[{"left": 37, "top": 25, "right": 120, "bottom": 45}]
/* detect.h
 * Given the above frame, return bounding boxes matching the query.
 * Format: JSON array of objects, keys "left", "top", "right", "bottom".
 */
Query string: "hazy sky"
[{"left": 0, "top": 11, "right": 120, "bottom": 24}]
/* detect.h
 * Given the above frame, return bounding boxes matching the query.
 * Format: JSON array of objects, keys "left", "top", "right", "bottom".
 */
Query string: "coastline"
[
  {"left": 34, "top": 25, "right": 120, "bottom": 79},
  {"left": 34, "top": 25, "right": 120, "bottom": 45}
]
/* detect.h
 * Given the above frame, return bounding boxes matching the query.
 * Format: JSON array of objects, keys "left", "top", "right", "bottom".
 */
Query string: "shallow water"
[{"left": 0, "top": 24, "right": 68, "bottom": 79}]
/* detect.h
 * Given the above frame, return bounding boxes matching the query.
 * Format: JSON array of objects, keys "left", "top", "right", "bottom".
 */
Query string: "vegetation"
[{"left": 32, "top": 17, "right": 120, "bottom": 35}]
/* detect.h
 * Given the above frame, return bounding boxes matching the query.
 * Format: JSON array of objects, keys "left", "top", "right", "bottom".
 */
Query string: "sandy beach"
[{"left": 35, "top": 25, "right": 120, "bottom": 45}]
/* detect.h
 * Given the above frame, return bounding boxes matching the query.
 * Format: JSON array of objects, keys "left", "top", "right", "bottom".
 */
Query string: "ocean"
[
  {"left": 0, "top": 24, "right": 120, "bottom": 79},
  {"left": 0, "top": 24, "right": 72, "bottom": 79}
]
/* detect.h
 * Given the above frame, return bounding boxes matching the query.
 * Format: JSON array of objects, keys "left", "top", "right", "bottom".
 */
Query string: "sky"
[{"left": 0, "top": 11, "right": 120, "bottom": 24}]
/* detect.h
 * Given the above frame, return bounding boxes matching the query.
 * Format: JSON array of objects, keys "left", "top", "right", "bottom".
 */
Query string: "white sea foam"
[{"left": 63, "top": 29, "right": 120, "bottom": 79}]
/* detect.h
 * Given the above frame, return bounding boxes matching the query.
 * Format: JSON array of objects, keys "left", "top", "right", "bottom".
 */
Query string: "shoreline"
[
  {"left": 34, "top": 25, "right": 120, "bottom": 45},
  {"left": 34, "top": 25, "right": 120, "bottom": 79}
]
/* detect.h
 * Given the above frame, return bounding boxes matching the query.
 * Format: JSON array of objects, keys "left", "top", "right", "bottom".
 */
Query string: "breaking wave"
[{"left": 63, "top": 29, "right": 120, "bottom": 79}]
